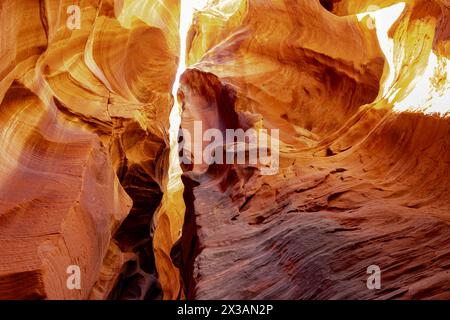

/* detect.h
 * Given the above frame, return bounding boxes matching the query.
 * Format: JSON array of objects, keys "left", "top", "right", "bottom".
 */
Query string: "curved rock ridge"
[
  {"left": 0, "top": 82, "right": 134, "bottom": 299},
  {"left": 186, "top": 0, "right": 385, "bottom": 144},
  {"left": 0, "top": 0, "right": 180, "bottom": 299},
  {"left": 173, "top": 0, "right": 450, "bottom": 299},
  {"left": 0, "top": 0, "right": 449, "bottom": 301}
]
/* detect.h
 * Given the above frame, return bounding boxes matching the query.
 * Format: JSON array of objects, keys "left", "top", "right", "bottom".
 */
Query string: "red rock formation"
[
  {"left": 0, "top": 0, "right": 448, "bottom": 300},
  {"left": 174, "top": 0, "right": 450, "bottom": 299},
  {"left": 0, "top": 0, "right": 180, "bottom": 299}
]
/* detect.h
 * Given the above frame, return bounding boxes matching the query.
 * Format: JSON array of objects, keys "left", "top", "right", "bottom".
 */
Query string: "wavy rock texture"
[
  {"left": 174, "top": 0, "right": 450, "bottom": 299},
  {"left": 0, "top": 0, "right": 179, "bottom": 299},
  {"left": 0, "top": 0, "right": 449, "bottom": 300}
]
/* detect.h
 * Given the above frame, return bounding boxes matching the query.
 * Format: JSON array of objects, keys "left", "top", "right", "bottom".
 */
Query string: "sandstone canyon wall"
[
  {"left": 0, "top": 0, "right": 180, "bottom": 299},
  {"left": 174, "top": 0, "right": 450, "bottom": 299},
  {"left": 0, "top": 0, "right": 449, "bottom": 300}
]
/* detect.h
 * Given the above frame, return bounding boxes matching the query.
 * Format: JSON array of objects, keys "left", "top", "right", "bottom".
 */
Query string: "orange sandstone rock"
[
  {"left": 0, "top": 0, "right": 180, "bottom": 299},
  {"left": 174, "top": 0, "right": 450, "bottom": 299}
]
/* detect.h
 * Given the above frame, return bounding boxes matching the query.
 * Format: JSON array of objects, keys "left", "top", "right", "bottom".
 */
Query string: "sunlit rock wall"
[
  {"left": 175, "top": 0, "right": 450, "bottom": 299},
  {"left": 0, "top": 0, "right": 448, "bottom": 300},
  {"left": 0, "top": 0, "right": 179, "bottom": 299}
]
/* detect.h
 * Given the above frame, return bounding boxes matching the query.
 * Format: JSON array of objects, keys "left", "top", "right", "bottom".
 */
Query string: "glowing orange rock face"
[
  {"left": 0, "top": 0, "right": 179, "bottom": 299},
  {"left": 174, "top": 0, "right": 450, "bottom": 299},
  {"left": 0, "top": 0, "right": 449, "bottom": 300}
]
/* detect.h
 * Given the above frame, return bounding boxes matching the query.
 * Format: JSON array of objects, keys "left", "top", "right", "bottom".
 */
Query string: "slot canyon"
[{"left": 0, "top": 0, "right": 449, "bottom": 300}]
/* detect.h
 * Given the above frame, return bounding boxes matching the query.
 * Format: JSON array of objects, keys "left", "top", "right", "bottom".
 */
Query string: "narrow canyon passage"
[{"left": 0, "top": 0, "right": 449, "bottom": 300}]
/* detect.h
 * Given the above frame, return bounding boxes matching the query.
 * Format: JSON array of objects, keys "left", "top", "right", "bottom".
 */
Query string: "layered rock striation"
[
  {"left": 0, "top": 0, "right": 179, "bottom": 299},
  {"left": 174, "top": 0, "right": 450, "bottom": 299},
  {"left": 0, "top": 0, "right": 449, "bottom": 300}
]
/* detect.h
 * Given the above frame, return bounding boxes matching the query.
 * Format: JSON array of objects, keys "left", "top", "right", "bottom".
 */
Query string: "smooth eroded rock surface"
[
  {"left": 0, "top": 0, "right": 179, "bottom": 299},
  {"left": 1, "top": 0, "right": 448, "bottom": 300},
  {"left": 174, "top": 0, "right": 450, "bottom": 299}
]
